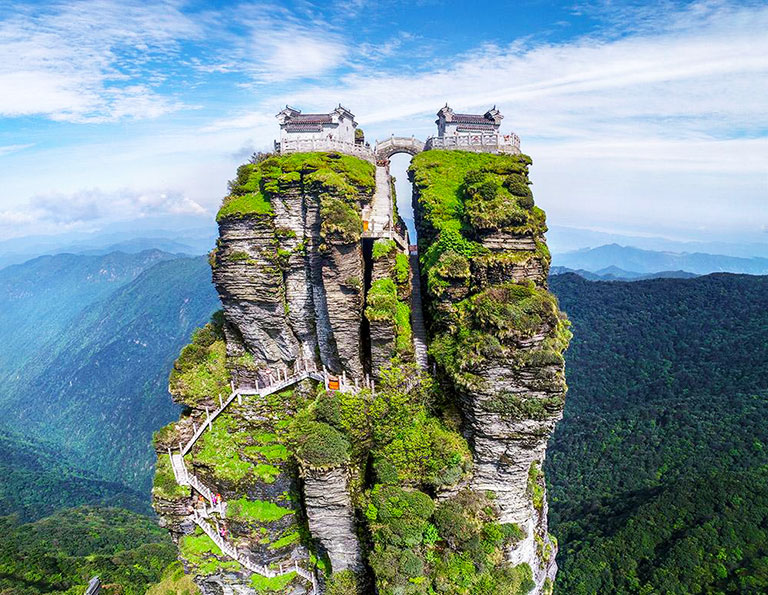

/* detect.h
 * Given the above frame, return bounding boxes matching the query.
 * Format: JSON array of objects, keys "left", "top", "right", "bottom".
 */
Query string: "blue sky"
[{"left": 0, "top": 0, "right": 766, "bottom": 246}]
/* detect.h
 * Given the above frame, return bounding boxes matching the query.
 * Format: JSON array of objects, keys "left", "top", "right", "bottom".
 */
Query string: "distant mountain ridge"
[
  {"left": 0, "top": 251, "right": 220, "bottom": 503},
  {"left": 0, "top": 221, "right": 216, "bottom": 270},
  {"left": 547, "top": 225, "right": 768, "bottom": 258},
  {"left": 550, "top": 265, "right": 698, "bottom": 281},
  {"left": 554, "top": 243, "right": 768, "bottom": 275}
]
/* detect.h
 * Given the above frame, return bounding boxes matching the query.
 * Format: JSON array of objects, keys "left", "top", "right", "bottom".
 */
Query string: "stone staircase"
[
  {"left": 167, "top": 362, "right": 380, "bottom": 593},
  {"left": 409, "top": 251, "right": 429, "bottom": 369},
  {"left": 361, "top": 165, "right": 409, "bottom": 251}
]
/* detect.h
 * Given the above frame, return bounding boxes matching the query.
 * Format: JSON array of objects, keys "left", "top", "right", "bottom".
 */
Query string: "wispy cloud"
[
  {"left": 0, "top": 187, "right": 207, "bottom": 237},
  {"left": 0, "top": 143, "right": 33, "bottom": 157},
  {"left": 0, "top": 0, "right": 200, "bottom": 122},
  {"left": 226, "top": 6, "right": 350, "bottom": 83},
  {"left": 0, "top": 0, "right": 766, "bottom": 244},
  {"left": 271, "top": 2, "right": 768, "bottom": 142}
]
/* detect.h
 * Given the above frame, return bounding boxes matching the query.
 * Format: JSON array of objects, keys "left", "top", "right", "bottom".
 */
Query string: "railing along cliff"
[
  {"left": 275, "top": 138, "right": 374, "bottom": 161},
  {"left": 166, "top": 361, "right": 383, "bottom": 593},
  {"left": 425, "top": 132, "right": 521, "bottom": 154}
]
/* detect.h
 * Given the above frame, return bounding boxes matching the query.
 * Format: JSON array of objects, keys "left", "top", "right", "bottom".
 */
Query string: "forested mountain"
[
  {"left": 548, "top": 273, "right": 768, "bottom": 593},
  {"left": 0, "top": 507, "right": 178, "bottom": 595},
  {"left": 3, "top": 254, "right": 767, "bottom": 593},
  {"left": 0, "top": 253, "right": 219, "bottom": 519},
  {"left": 0, "top": 250, "right": 178, "bottom": 379},
  {"left": 0, "top": 429, "right": 149, "bottom": 522}
]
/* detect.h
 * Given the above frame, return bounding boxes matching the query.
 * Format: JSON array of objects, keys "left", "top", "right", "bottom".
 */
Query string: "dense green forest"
[
  {"left": 0, "top": 507, "right": 177, "bottom": 594},
  {"left": 547, "top": 273, "right": 768, "bottom": 593},
  {"left": 0, "top": 429, "right": 149, "bottom": 522}
]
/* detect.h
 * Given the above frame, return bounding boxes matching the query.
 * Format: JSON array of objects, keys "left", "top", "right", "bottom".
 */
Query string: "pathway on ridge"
[
  {"left": 409, "top": 252, "right": 429, "bottom": 369},
  {"left": 371, "top": 165, "right": 392, "bottom": 229}
]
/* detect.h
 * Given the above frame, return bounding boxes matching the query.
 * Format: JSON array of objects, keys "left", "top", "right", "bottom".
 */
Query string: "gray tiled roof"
[
  {"left": 290, "top": 113, "right": 333, "bottom": 124},
  {"left": 285, "top": 123, "right": 324, "bottom": 132},
  {"left": 452, "top": 113, "right": 496, "bottom": 125}
]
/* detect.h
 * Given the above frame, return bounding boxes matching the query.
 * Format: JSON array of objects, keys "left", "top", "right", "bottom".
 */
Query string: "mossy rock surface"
[
  {"left": 152, "top": 454, "right": 190, "bottom": 501},
  {"left": 218, "top": 152, "right": 375, "bottom": 222},
  {"left": 178, "top": 529, "right": 241, "bottom": 576},
  {"left": 409, "top": 150, "right": 547, "bottom": 299},
  {"left": 169, "top": 317, "right": 230, "bottom": 407}
]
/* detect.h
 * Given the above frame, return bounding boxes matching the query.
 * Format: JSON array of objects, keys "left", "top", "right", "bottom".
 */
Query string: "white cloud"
[
  {"left": 1, "top": 0, "right": 766, "bottom": 244},
  {"left": 230, "top": 9, "right": 349, "bottom": 83},
  {"left": 0, "top": 143, "right": 33, "bottom": 157},
  {"left": 255, "top": 32, "right": 347, "bottom": 81},
  {"left": 272, "top": 2, "right": 768, "bottom": 142},
  {"left": 0, "top": 0, "right": 200, "bottom": 121},
  {"left": 0, "top": 187, "right": 208, "bottom": 238}
]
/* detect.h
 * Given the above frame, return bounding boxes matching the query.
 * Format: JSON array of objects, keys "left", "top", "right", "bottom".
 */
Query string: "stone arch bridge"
[{"left": 374, "top": 136, "right": 425, "bottom": 161}]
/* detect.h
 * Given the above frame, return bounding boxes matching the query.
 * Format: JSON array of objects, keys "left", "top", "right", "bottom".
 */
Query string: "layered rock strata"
[
  {"left": 154, "top": 148, "right": 568, "bottom": 595},
  {"left": 301, "top": 465, "right": 363, "bottom": 573},
  {"left": 365, "top": 238, "right": 412, "bottom": 378},
  {"left": 213, "top": 156, "right": 373, "bottom": 379},
  {"left": 153, "top": 153, "right": 377, "bottom": 594},
  {"left": 410, "top": 150, "right": 570, "bottom": 592}
]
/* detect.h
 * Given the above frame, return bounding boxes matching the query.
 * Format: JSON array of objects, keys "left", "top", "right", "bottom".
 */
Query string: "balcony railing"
[
  {"left": 275, "top": 138, "right": 374, "bottom": 161},
  {"left": 424, "top": 132, "right": 521, "bottom": 154}
]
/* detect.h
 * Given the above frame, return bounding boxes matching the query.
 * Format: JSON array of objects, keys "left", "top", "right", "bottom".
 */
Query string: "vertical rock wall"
[
  {"left": 154, "top": 148, "right": 568, "bottom": 595},
  {"left": 212, "top": 156, "right": 374, "bottom": 378},
  {"left": 301, "top": 465, "right": 364, "bottom": 573},
  {"left": 410, "top": 150, "right": 570, "bottom": 593}
]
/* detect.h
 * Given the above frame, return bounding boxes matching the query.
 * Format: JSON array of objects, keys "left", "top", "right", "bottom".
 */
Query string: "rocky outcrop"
[
  {"left": 212, "top": 157, "right": 373, "bottom": 379},
  {"left": 213, "top": 216, "right": 300, "bottom": 365},
  {"left": 301, "top": 465, "right": 363, "bottom": 573},
  {"left": 155, "top": 148, "right": 567, "bottom": 595},
  {"left": 410, "top": 149, "right": 570, "bottom": 593},
  {"left": 152, "top": 153, "right": 377, "bottom": 594},
  {"left": 367, "top": 243, "right": 398, "bottom": 378}
]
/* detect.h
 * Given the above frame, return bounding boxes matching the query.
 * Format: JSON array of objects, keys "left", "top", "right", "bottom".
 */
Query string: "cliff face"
[
  {"left": 410, "top": 150, "right": 570, "bottom": 592},
  {"left": 152, "top": 152, "right": 376, "bottom": 594},
  {"left": 213, "top": 153, "right": 373, "bottom": 379},
  {"left": 152, "top": 148, "right": 569, "bottom": 595}
]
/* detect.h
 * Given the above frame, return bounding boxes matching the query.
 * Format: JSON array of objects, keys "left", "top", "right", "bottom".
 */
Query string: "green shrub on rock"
[
  {"left": 366, "top": 280, "right": 413, "bottom": 356},
  {"left": 503, "top": 174, "right": 533, "bottom": 198},
  {"left": 291, "top": 420, "right": 351, "bottom": 468},
  {"left": 227, "top": 497, "right": 293, "bottom": 523},
  {"left": 152, "top": 454, "right": 189, "bottom": 501},
  {"left": 217, "top": 152, "right": 374, "bottom": 223},
  {"left": 373, "top": 416, "right": 471, "bottom": 488},
  {"left": 372, "top": 238, "right": 397, "bottom": 260},
  {"left": 169, "top": 316, "right": 230, "bottom": 407},
  {"left": 321, "top": 197, "right": 362, "bottom": 245},
  {"left": 394, "top": 252, "right": 410, "bottom": 284},
  {"left": 367, "top": 485, "right": 435, "bottom": 547},
  {"left": 365, "top": 279, "right": 398, "bottom": 321},
  {"left": 430, "top": 281, "right": 571, "bottom": 385},
  {"left": 326, "top": 570, "right": 365, "bottom": 595}
]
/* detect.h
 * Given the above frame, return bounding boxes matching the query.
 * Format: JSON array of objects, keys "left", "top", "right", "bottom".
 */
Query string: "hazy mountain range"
[
  {"left": 0, "top": 217, "right": 217, "bottom": 270},
  {"left": 553, "top": 243, "right": 768, "bottom": 276},
  {"left": 1, "top": 246, "right": 766, "bottom": 592},
  {"left": 0, "top": 250, "right": 219, "bottom": 517}
]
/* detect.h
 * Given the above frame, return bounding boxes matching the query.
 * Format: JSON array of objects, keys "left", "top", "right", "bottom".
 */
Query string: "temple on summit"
[
  {"left": 435, "top": 105, "right": 504, "bottom": 135},
  {"left": 275, "top": 103, "right": 521, "bottom": 159},
  {"left": 274, "top": 105, "right": 370, "bottom": 157},
  {"left": 427, "top": 104, "right": 520, "bottom": 153}
]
